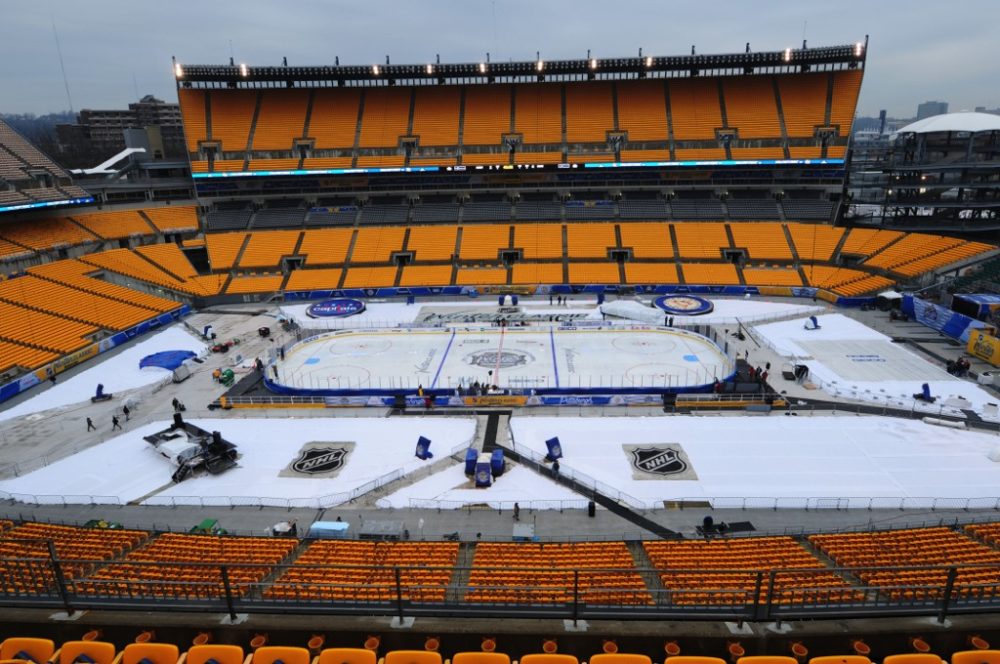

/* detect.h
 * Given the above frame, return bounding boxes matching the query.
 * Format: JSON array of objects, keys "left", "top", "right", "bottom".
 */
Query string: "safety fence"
[{"left": 3, "top": 553, "right": 999, "bottom": 623}]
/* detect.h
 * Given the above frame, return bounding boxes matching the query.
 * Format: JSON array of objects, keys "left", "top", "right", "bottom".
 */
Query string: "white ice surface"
[
  {"left": 0, "top": 326, "right": 207, "bottom": 422},
  {"left": 509, "top": 415, "right": 1000, "bottom": 509},
  {"left": 377, "top": 462, "right": 583, "bottom": 510},
  {"left": 0, "top": 417, "right": 475, "bottom": 506},
  {"left": 754, "top": 314, "right": 999, "bottom": 414}
]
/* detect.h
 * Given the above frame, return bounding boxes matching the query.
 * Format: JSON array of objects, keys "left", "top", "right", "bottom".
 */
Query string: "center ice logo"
[
  {"left": 291, "top": 447, "right": 349, "bottom": 475},
  {"left": 630, "top": 447, "right": 687, "bottom": 475},
  {"left": 465, "top": 349, "right": 532, "bottom": 369}
]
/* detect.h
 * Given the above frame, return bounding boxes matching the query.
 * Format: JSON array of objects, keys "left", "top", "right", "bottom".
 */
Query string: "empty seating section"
[
  {"left": 359, "top": 204, "right": 408, "bottom": 225},
  {"left": 28, "top": 258, "right": 179, "bottom": 311},
  {"left": 310, "top": 89, "right": 362, "bottom": 149},
  {"left": 252, "top": 208, "right": 306, "bottom": 228},
  {"left": 729, "top": 223, "right": 793, "bottom": 260},
  {"left": 227, "top": 275, "right": 284, "bottom": 294},
  {"left": 864, "top": 233, "right": 963, "bottom": 271},
  {"left": 0, "top": 300, "right": 96, "bottom": 352},
  {"left": 565, "top": 83, "right": 613, "bottom": 143},
  {"left": 803, "top": 265, "right": 894, "bottom": 297},
  {"left": 625, "top": 263, "right": 679, "bottom": 284},
  {"left": 729, "top": 148, "right": 786, "bottom": 160},
  {"left": 786, "top": 224, "right": 844, "bottom": 261},
  {"left": 460, "top": 225, "right": 510, "bottom": 260},
  {"left": 722, "top": 77, "right": 780, "bottom": 138},
  {"left": 252, "top": 90, "right": 308, "bottom": 150},
  {"left": 839, "top": 228, "right": 904, "bottom": 258},
  {"left": 462, "top": 86, "right": 511, "bottom": 146},
  {"left": 778, "top": 73, "right": 829, "bottom": 137},
  {"left": 669, "top": 79, "right": 722, "bottom": 140},
  {"left": 80, "top": 533, "right": 297, "bottom": 599},
  {"left": 809, "top": 528, "right": 1000, "bottom": 600},
  {"left": 285, "top": 268, "right": 342, "bottom": 291},
  {"left": 212, "top": 159, "right": 245, "bottom": 172},
  {"left": 399, "top": 265, "right": 452, "bottom": 287},
  {"left": 412, "top": 88, "right": 460, "bottom": 146},
  {"left": 143, "top": 206, "right": 199, "bottom": 232},
  {"left": 205, "top": 209, "right": 252, "bottom": 231},
  {"left": 965, "top": 523, "right": 1000, "bottom": 546},
  {"left": 831, "top": 71, "right": 863, "bottom": 134},
  {"left": 206, "top": 232, "right": 249, "bottom": 270},
  {"left": 0, "top": 217, "right": 97, "bottom": 250},
  {"left": 342, "top": 266, "right": 398, "bottom": 289},
  {"left": 463, "top": 202, "right": 513, "bottom": 222},
  {"left": 462, "top": 152, "right": 509, "bottom": 166},
  {"left": 682, "top": 263, "right": 739, "bottom": 286},
  {"left": 359, "top": 88, "right": 412, "bottom": 148},
  {"left": 304, "top": 157, "right": 356, "bottom": 169},
  {"left": 515, "top": 85, "right": 562, "bottom": 144},
  {"left": 566, "top": 223, "right": 616, "bottom": 258},
  {"left": 411, "top": 203, "right": 460, "bottom": 223},
  {"left": 674, "top": 148, "right": 726, "bottom": 160},
  {"left": 742, "top": 268, "right": 803, "bottom": 287},
  {"left": 726, "top": 199, "right": 781, "bottom": 219},
  {"left": 350, "top": 227, "right": 406, "bottom": 263},
  {"left": 0, "top": 339, "right": 59, "bottom": 373},
  {"left": 249, "top": 158, "right": 300, "bottom": 171},
  {"left": 455, "top": 267, "right": 507, "bottom": 285},
  {"left": 266, "top": 541, "right": 458, "bottom": 602},
  {"left": 0, "top": 276, "right": 162, "bottom": 329},
  {"left": 514, "top": 152, "right": 563, "bottom": 165},
  {"left": 0, "top": 522, "right": 147, "bottom": 594},
  {"left": 72, "top": 210, "right": 153, "bottom": 239},
  {"left": 467, "top": 542, "right": 650, "bottom": 605},
  {"left": 299, "top": 228, "right": 353, "bottom": 264},
  {"left": 644, "top": 537, "right": 857, "bottom": 605},
  {"left": 568, "top": 262, "right": 620, "bottom": 284},
  {"left": 82, "top": 248, "right": 221, "bottom": 297},
  {"left": 616, "top": 81, "right": 667, "bottom": 141},
  {"left": 178, "top": 89, "right": 207, "bottom": 152},
  {"left": 238, "top": 230, "right": 301, "bottom": 268},
  {"left": 0, "top": 237, "right": 31, "bottom": 261},
  {"left": 515, "top": 224, "right": 563, "bottom": 259},
  {"left": 512, "top": 263, "right": 563, "bottom": 284},
  {"left": 356, "top": 155, "right": 406, "bottom": 168},
  {"left": 210, "top": 91, "right": 256, "bottom": 153},
  {"left": 407, "top": 226, "right": 457, "bottom": 260},
  {"left": 891, "top": 240, "right": 994, "bottom": 277},
  {"left": 674, "top": 223, "right": 729, "bottom": 258}
]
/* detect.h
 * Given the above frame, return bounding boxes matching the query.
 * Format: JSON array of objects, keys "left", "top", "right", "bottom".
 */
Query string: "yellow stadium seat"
[
  {"left": 121, "top": 644, "right": 180, "bottom": 664},
  {"left": 316, "top": 649, "right": 377, "bottom": 664},
  {"left": 882, "top": 657, "right": 943, "bottom": 664},
  {"left": 58, "top": 642, "right": 118, "bottom": 664},
  {"left": 519, "top": 656, "right": 579, "bottom": 664},
  {"left": 665, "top": 658, "right": 727, "bottom": 664},
  {"left": 0, "top": 639, "right": 55, "bottom": 664},
  {"left": 737, "top": 658, "right": 798, "bottom": 664},
  {"left": 590, "top": 655, "right": 651, "bottom": 664},
  {"left": 808, "top": 657, "right": 871, "bottom": 664},
  {"left": 382, "top": 652, "right": 442, "bottom": 664},
  {"left": 452, "top": 654, "right": 511, "bottom": 664},
  {"left": 253, "top": 647, "right": 311, "bottom": 664},
  {"left": 951, "top": 652, "right": 1000, "bottom": 664},
  {"left": 183, "top": 645, "right": 248, "bottom": 664}
]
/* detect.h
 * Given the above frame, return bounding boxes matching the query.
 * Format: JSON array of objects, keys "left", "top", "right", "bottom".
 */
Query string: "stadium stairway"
[{"left": 495, "top": 415, "right": 680, "bottom": 539}]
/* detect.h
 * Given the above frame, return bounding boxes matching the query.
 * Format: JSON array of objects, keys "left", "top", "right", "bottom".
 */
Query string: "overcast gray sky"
[{"left": 2, "top": 0, "right": 997, "bottom": 117}]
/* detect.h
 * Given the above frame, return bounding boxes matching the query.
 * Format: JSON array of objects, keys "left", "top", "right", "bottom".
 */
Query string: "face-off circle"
[{"left": 654, "top": 295, "right": 714, "bottom": 316}]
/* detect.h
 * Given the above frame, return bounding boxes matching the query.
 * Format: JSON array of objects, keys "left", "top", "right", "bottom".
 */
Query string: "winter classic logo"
[
  {"left": 623, "top": 443, "right": 698, "bottom": 481},
  {"left": 464, "top": 349, "right": 533, "bottom": 369},
  {"left": 306, "top": 298, "right": 366, "bottom": 318},
  {"left": 280, "top": 441, "right": 355, "bottom": 478}
]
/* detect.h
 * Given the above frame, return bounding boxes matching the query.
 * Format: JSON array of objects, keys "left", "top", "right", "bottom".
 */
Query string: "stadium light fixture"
[
  {"left": 645, "top": 56, "right": 653, "bottom": 67},
  {"left": 239, "top": 63, "right": 248, "bottom": 77},
  {"left": 372, "top": 64, "right": 381, "bottom": 76},
  {"left": 174, "top": 62, "right": 184, "bottom": 79},
  {"left": 783, "top": 48, "right": 792, "bottom": 63},
  {"left": 589, "top": 58, "right": 597, "bottom": 70},
  {"left": 479, "top": 62, "right": 487, "bottom": 74},
  {"left": 854, "top": 42, "right": 864, "bottom": 57},
  {"left": 426, "top": 64, "right": 434, "bottom": 75},
  {"left": 536, "top": 59, "right": 544, "bottom": 72}
]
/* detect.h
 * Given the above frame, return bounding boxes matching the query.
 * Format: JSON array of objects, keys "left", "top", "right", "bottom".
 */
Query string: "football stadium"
[{"left": 2, "top": 22, "right": 1000, "bottom": 664}]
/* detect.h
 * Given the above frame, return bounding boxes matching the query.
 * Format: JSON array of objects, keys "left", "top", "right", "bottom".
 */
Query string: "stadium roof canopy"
[{"left": 894, "top": 112, "right": 1000, "bottom": 136}]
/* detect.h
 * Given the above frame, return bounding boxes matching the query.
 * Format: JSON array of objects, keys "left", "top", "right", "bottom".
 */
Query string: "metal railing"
[{"left": 3, "top": 553, "right": 1000, "bottom": 623}]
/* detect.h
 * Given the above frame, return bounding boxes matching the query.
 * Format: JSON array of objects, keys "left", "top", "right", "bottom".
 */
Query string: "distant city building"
[
  {"left": 916, "top": 100, "right": 948, "bottom": 120},
  {"left": 56, "top": 95, "right": 184, "bottom": 161},
  {"left": 974, "top": 106, "right": 1000, "bottom": 116}
]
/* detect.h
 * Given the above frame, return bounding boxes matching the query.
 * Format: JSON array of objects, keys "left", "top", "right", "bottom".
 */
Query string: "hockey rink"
[{"left": 273, "top": 326, "right": 734, "bottom": 392}]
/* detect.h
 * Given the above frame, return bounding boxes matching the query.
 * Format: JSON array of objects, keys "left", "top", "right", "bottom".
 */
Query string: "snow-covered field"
[
  {"left": 377, "top": 462, "right": 583, "bottom": 510},
  {"left": 0, "top": 417, "right": 475, "bottom": 507},
  {"left": 509, "top": 415, "right": 1000, "bottom": 509},
  {"left": 754, "top": 314, "right": 998, "bottom": 415},
  {"left": 0, "top": 326, "right": 206, "bottom": 423}
]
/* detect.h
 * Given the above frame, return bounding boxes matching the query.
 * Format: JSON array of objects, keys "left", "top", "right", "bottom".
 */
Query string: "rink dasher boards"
[{"left": 274, "top": 326, "right": 733, "bottom": 393}]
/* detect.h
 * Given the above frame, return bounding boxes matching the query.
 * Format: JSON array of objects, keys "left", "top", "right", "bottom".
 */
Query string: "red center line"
[{"left": 492, "top": 325, "right": 506, "bottom": 386}]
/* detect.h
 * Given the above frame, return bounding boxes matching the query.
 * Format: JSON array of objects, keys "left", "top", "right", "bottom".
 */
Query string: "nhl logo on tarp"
[
  {"left": 292, "top": 447, "right": 348, "bottom": 475},
  {"left": 630, "top": 447, "right": 686, "bottom": 476}
]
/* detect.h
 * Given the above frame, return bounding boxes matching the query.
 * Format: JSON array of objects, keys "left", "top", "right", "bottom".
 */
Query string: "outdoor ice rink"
[{"left": 274, "top": 326, "right": 733, "bottom": 392}]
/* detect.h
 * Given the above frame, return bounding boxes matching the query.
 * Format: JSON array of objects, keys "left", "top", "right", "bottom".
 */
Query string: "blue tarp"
[{"left": 139, "top": 350, "right": 196, "bottom": 371}]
